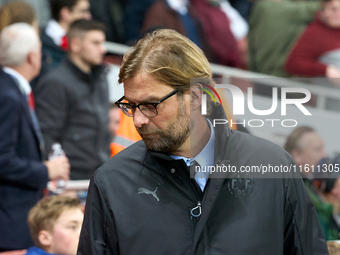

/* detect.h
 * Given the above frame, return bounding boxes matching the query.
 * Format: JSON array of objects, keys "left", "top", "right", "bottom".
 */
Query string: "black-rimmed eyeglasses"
[{"left": 115, "top": 89, "right": 179, "bottom": 118}]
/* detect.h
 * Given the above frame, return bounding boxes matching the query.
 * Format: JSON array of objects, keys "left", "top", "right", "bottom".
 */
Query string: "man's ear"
[
  {"left": 38, "top": 230, "right": 52, "bottom": 247},
  {"left": 69, "top": 37, "right": 82, "bottom": 53},
  {"left": 190, "top": 84, "right": 203, "bottom": 112},
  {"left": 26, "top": 51, "right": 35, "bottom": 65}
]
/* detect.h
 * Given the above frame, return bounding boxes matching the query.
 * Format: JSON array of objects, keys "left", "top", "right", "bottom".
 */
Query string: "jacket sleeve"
[
  {"left": 284, "top": 177, "right": 329, "bottom": 255},
  {"left": 35, "top": 77, "right": 69, "bottom": 158},
  {"left": 287, "top": 1, "right": 321, "bottom": 23},
  {"left": 77, "top": 176, "right": 119, "bottom": 255},
  {"left": 285, "top": 24, "right": 327, "bottom": 77},
  {"left": 0, "top": 93, "right": 48, "bottom": 189}
]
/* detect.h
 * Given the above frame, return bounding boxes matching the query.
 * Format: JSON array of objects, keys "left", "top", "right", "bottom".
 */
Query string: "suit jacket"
[{"left": 0, "top": 69, "right": 48, "bottom": 251}]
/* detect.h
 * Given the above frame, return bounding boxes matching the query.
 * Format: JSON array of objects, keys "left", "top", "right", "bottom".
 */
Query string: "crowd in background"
[
  {"left": 1, "top": 0, "right": 340, "bottom": 80},
  {"left": 1, "top": 0, "right": 340, "bottom": 254}
]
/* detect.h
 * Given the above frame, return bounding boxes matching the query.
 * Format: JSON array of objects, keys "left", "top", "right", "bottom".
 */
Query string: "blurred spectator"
[
  {"left": 284, "top": 126, "right": 340, "bottom": 240},
  {"left": 312, "top": 159, "right": 340, "bottom": 240},
  {"left": 285, "top": 126, "right": 327, "bottom": 176},
  {"left": 123, "top": 0, "right": 156, "bottom": 45},
  {"left": 229, "top": 0, "right": 252, "bottom": 20},
  {"left": 109, "top": 104, "right": 122, "bottom": 156},
  {"left": 110, "top": 104, "right": 141, "bottom": 157},
  {"left": 0, "top": 1, "right": 39, "bottom": 32},
  {"left": 26, "top": 196, "right": 84, "bottom": 255},
  {"left": 220, "top": 0, "right": 248, "bottom": 40},
  {"left": 191, "top": 0, "right": 242, "bottom": 67},
  {"left": 35, "top": 20, "right": 110, "bottom": 180},
  {"left": 109, "top": 104, "right": 121, "bottom": 140},
  {"left": 33, "top": 0, "right": 92, "bottom": 90},
  {"left": 284, "top": 126, "right": 326, "bottom": 179},
  {"left": 219, "top": 0, "right": 249, "bottom": 67},
  {"left": 285, "top": 0, "right": 340, "bottom": 78},
  {"left": 249, "top": 0, "right": 320, "bottom": 77},
  {"left": 0, "top": 23, "right": 70, "bottom": 252},
  {"left": 142, "top": 0, "right": 208, "bottom": 54},
  {"left": 0, "top": 0, "right": 50, "bottom": 27},
  {"left": 89, "top": 0, "right": 125, "bottom": 43}
]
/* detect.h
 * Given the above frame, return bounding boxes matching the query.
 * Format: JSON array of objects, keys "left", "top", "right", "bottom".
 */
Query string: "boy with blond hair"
[{"left": 26, "top": 196, "right": 84, "bottom": 255}]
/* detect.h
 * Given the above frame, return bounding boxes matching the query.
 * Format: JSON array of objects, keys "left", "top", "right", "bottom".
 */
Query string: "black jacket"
[
  {"left": 35, "top": 58, "right": 111, "bottom": 180},
  {"left": 31, "top": 28, "right": 67, "bottom": 92},
  {"left": 78, "top": 103, "right": 328, "bottom": 254}
]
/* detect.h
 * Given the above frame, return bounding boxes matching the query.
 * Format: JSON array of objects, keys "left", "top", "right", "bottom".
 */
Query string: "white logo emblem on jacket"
[{"left": 138, "top": 186, "right": 159, "bottom": 201}]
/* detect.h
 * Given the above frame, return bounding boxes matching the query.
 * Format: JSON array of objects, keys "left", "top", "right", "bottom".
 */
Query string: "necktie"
[
  {"left": 27, "top": 92, "right": 45, "bottom": 153},
  {"left": 28, "top": 91, "right": 35, "bottom": 110},
  {"left": 190, "top": 160, "right": 207, "bottom": 191}
]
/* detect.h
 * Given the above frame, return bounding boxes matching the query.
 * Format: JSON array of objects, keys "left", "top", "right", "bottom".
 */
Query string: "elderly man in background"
[
  {"left": 285, "top": 126, "right": 340, "bottom": 240},
  {"left": 0, "top": 23, "right": 70, "bottom": 251},
  {"left": 285, "top": 126, "right": 327, "bottom": 180}
]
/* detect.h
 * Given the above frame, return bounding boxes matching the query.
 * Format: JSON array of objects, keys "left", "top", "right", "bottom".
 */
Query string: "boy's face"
[{"left": 49, "top": 208, "right": 84, "bottom": 255}]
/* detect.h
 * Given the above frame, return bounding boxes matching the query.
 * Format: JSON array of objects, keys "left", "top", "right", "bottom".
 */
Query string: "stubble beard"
[{"left": 137, "top": 99, "right": 190, "bottom": 152}]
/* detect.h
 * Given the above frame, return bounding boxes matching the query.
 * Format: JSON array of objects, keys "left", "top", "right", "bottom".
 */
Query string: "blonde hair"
[
  {"left": 0, "top": 1, "right": 36, "bottom": 32},
  {"left": 27, "top": 196, "right": 82, "bottom": 248},
  {"left": 119, "top": 29, "right": 212, "bottom": 94}
]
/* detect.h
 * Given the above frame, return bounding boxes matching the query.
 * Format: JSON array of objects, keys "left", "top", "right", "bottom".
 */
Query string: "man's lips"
[{"left": 139, "top": 133, "right": 159, "bottom": 137}]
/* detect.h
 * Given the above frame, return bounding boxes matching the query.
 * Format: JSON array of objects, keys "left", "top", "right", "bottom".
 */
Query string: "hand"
[{"left": 45, "top": 156, "right": 70, "bottom": 181}]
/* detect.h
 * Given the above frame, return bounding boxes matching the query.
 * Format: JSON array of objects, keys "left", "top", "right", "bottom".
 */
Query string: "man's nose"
[{"left": 133, "top": 108, "right": 150, "bottom": 128}]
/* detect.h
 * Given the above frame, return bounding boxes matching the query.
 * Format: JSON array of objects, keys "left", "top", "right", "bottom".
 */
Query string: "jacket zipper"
[
  {"left": 174, "top": 160, "right": 204, "bottom": 236},
  {"left": 190, "top": 201, "right": 202, "bottom": 220}
]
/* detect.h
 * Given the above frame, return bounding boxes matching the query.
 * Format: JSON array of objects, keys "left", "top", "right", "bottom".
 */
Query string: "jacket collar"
[
  {"left": 166, "top": 0, "right": 188, "bottom": 15},
  {"left": 2, "top": 67, "right": 31, "bottom": 96},
  {"left": 40, "top": 28, "right": 65, "bottom": 53},
  {"left": 0, "top": 69, "right": 42, "bottom": 154},
  {"left": 63, "top": 57, "right": 107, "bottom": 84},
  {"left": 45, "top": 19, "right": 66, "bottom": 46},
  {"left": 163, "top": 0, "right": 196, "bottom": 17}
]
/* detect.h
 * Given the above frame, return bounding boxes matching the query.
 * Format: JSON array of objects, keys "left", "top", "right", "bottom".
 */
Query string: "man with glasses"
[{"left": 78, "top": 29, "right": 328, "bottom": 254}]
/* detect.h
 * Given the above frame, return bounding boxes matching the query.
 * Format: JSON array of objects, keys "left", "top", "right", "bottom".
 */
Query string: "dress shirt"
[
  {"left": 45, "top": 19, "right": 66, "bottom": 46},
  {"left": 3, "top": 67, "right": 31, "bottom": 96},
  {"left": 170, "top": 118, "right": 215, "bottom": 191},
  {"left": 166, "top": 0, "right": 188, "bottom": 15}
]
